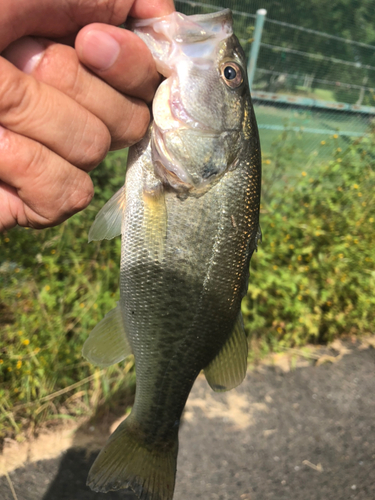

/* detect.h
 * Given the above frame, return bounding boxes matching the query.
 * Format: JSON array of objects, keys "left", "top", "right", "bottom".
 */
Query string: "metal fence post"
[{"left": 247, "top": 8, "right": 267, "bottom": 90}]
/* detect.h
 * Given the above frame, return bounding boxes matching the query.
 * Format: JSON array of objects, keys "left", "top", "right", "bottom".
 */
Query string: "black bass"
[{"left": 83, "top": 9, "right": 261, "bottom": 500}]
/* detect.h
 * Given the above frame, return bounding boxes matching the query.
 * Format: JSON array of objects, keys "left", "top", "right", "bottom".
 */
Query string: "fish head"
[{"left": 132, "top": 10, "right": 258, "bottom": 192}]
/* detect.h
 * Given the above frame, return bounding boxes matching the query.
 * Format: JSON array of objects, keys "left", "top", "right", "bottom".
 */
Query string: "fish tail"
[{"left": 87, "top": 416, "right": 178, "bottom": 500}]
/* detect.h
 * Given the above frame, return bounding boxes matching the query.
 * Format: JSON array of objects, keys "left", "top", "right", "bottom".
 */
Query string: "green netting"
[{"left": 175, "top": 0, "right": 375, "bottom": 161}]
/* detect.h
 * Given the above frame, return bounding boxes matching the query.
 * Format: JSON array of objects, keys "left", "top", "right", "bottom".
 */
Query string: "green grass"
[
  {"left": 0, "top": 150, "right": 134, "bottom": 439},
  {"left": 244, "top": 131, "right": 375, "bottom": 350},
  {"left": 1, "top": 130, "right": 374, "bottom": 441}
]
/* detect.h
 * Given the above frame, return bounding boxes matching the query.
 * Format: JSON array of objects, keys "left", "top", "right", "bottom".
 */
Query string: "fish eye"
[
  {"left": 221, "top": 62, "right": 243, "bottom": 89},
  {"left": 224, "top": 66, "right": 236, "bottom": 80}
]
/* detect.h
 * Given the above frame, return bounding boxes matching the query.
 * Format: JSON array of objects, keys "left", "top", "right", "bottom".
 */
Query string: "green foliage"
[
  {"left": 1, "top": 131, "right": 375, "bottom": 439},
  {"left": 243, "top": 132, "right": 375, "bottom": 348},
  {"left": 0, "top": 150, "right": 133, "bottom": 439}
]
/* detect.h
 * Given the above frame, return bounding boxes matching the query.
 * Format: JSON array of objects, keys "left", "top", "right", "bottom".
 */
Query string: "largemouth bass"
[{"left": 83, "top": 9, "right": 261, "bottom": 500}]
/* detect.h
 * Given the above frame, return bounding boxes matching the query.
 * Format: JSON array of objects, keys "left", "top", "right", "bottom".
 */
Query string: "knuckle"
[
  {"left": 82, "top": 121, "right": 111, "bottom": 169},
  {"left": 68, "top": 174, "right": 94, "bottom": 214},
  {"left": 115, "top": 102, "right": 149, "bottom": 149},
  {"left": 35, "top": 172, "right": 94, "bottom": 226},
  {"left": 70, "top": 0, "right": 128, "bottom": 25},
  {"left": 0, "top": 63, "right": 33, "bottom": 124},
  {"left": 0, "top": 61, "right": 52, "bottom": 134},
  {"left": 36, "top": 44, "right": 81, "bottom": 96},
  {"left": 52, "top": 172, "right": 94, "bottom": 223},
  {"left": 128, "top": 105, "right": 150, "bottom": 146},
  {"left": 0, "top": 127, "right": 12, "bottom": 155},
  {"left": 102, "top": 0, "right": 124, "bottom": 23},
  {"left": 21, "top": 140, "right": 46, "bottom": 181}
]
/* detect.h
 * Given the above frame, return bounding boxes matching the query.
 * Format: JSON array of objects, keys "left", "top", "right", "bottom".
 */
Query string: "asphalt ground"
[{"left": 1, "top": 341, "right": 374, "bottom": 500}]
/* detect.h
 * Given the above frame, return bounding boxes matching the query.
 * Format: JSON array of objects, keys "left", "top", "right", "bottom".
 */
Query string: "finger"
[
  {"left": 0, "top": 125, "right": 93, "bottom": 230},
  {"left": 3, "top": 37, "right": 150, "bottom": 149},
  {"left": 76, "top": 24, "right": 161, "bottom": 103},
  {"left": 0, "top": 56, "right": 111, "bottom": 171},
  {"left": 1, "top": 0, "right": 175, "bottom": 51},
  {"left": 129, "top": 0, "right": 175, "bottom": 18}
]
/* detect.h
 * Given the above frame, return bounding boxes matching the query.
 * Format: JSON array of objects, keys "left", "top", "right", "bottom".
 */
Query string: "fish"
[{"left": 82, "top": 8, "right": 261, "bottom": 500}]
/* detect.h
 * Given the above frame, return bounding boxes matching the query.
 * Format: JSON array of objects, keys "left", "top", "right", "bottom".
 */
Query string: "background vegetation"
[
  {"left": 244, "top": 130, "right": 375, "bottom": 354},
  {"left": 2, "top": 0, "right": 375, "bottom": 441},
  {"left": 1, "top": 130, "right": 374, "bottom": 440},
  {"left": 0, "top": 152, "right": 135, "bottom": 440}
]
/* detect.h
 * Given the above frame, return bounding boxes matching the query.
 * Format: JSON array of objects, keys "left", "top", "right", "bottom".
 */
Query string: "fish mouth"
[
  {"left": 187, "top": 8, "right": 233, "bottom": 25},
  {"left": 158, "top": 77, "right": 240, "bottom": 135},
  {"left": 170, "top": 91, "right": 201, "bottom": 130},
  {"left": 130, "top": 9, "right": 233, "bottom": 46},
  {"left": 153, "top": 78, "right": 210, "bottom": 133},
  {"left": 167, "top": 77, "right": 219, "bottom": 133}
]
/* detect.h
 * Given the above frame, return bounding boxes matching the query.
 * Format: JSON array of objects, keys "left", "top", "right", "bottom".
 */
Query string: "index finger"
[
  {"left": 0, "top": 0, "right": 175, "bottom": 51},
  {"left": 129, "top": 0, "right": 175, "bottom": 18},
  {"left": 75, "top": 24, "right": 161, "bottom": 103}
]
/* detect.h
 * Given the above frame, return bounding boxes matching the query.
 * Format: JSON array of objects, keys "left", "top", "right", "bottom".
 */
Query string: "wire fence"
[{"left": 175, "top": 0, "right": 375, "bottom": 162}]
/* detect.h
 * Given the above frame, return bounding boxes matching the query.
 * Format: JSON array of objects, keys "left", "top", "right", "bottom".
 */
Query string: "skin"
[
  {"left": 0, "top": 0, "right": 175, "bottom": 232},
  {"left": 87, "top": 15, "right": 261, "bottom": 498}
]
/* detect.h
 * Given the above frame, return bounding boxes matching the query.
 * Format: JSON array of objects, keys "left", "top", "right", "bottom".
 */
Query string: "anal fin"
[
  {"left": 204, "top": 313, "right": 248, "bottom": 392},
  {"left": 82, "top": 303, "right": 132, "bottom": 368}
]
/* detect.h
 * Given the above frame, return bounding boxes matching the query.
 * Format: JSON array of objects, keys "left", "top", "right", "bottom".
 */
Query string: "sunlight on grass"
[{"left": 1, "top": 132, "right": 375, "bottom": 440}]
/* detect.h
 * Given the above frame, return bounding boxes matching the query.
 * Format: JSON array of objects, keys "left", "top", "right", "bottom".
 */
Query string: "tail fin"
[{"left": 87, "top": 416, "right": 178, "bottom": 500}]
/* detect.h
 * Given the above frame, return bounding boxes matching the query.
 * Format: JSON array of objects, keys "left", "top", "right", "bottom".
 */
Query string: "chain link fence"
[{"left": 175, "top": 0, "right": 375, "bottom": 162}]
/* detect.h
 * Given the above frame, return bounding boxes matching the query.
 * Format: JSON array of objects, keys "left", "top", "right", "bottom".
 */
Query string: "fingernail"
[
  {"left": 3, "top": 37, "right": 45, "bottom": 74},
  {"left": 80, "top": 30, "right": 120, "bottom": 71}
]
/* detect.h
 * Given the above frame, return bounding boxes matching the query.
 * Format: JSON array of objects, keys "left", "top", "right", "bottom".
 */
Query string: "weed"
[
  {"left": 1, "top": 134, "right": 374, "bottom": 439},
  {"left": 244, "top": 132, "right": 375, "bottom": 347}
]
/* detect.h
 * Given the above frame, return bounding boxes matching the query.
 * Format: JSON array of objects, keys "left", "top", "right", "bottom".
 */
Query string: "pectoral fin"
[
  {"left": 82, "top": 304, "right": 132, "bottom": 367},
  {"left": 88, "top": 187, "right": 126, "bottom": 242},
  {"left": 143, "top": 187, "right": 167, "bottom": 261},
  {"left": 204, "top": 313, "right": 248, "bottom": 392}
]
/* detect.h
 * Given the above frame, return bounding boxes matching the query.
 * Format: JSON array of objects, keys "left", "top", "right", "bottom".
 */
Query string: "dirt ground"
[{"left": 1, "top": 339, "right": 374, "bottom": 500}]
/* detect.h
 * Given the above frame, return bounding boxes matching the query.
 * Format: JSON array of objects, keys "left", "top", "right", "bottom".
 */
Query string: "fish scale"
[{"left": 83, "top": 9, "right": 261, "bottom": 500}]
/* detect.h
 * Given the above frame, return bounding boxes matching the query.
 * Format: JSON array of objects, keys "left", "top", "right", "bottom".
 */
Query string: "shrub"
[
  {"left": 0, "top": 151, "right": 133, "bottom": 439},
  {"left": 243, "top": 133, "right": 375, "bottom": 347},
  {"left": 1, "top": 132, "right": 375, "bottom": 439}
]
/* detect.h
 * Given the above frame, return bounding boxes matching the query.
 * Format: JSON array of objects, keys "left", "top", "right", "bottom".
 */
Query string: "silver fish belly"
[{"left": 83, "top": 9, "right": 261, "bottom": 500}]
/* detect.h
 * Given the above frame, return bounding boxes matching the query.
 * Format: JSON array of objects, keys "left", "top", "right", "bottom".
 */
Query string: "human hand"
[{"left": 0, "top": 0, "right": 175, "bottom": 232}]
